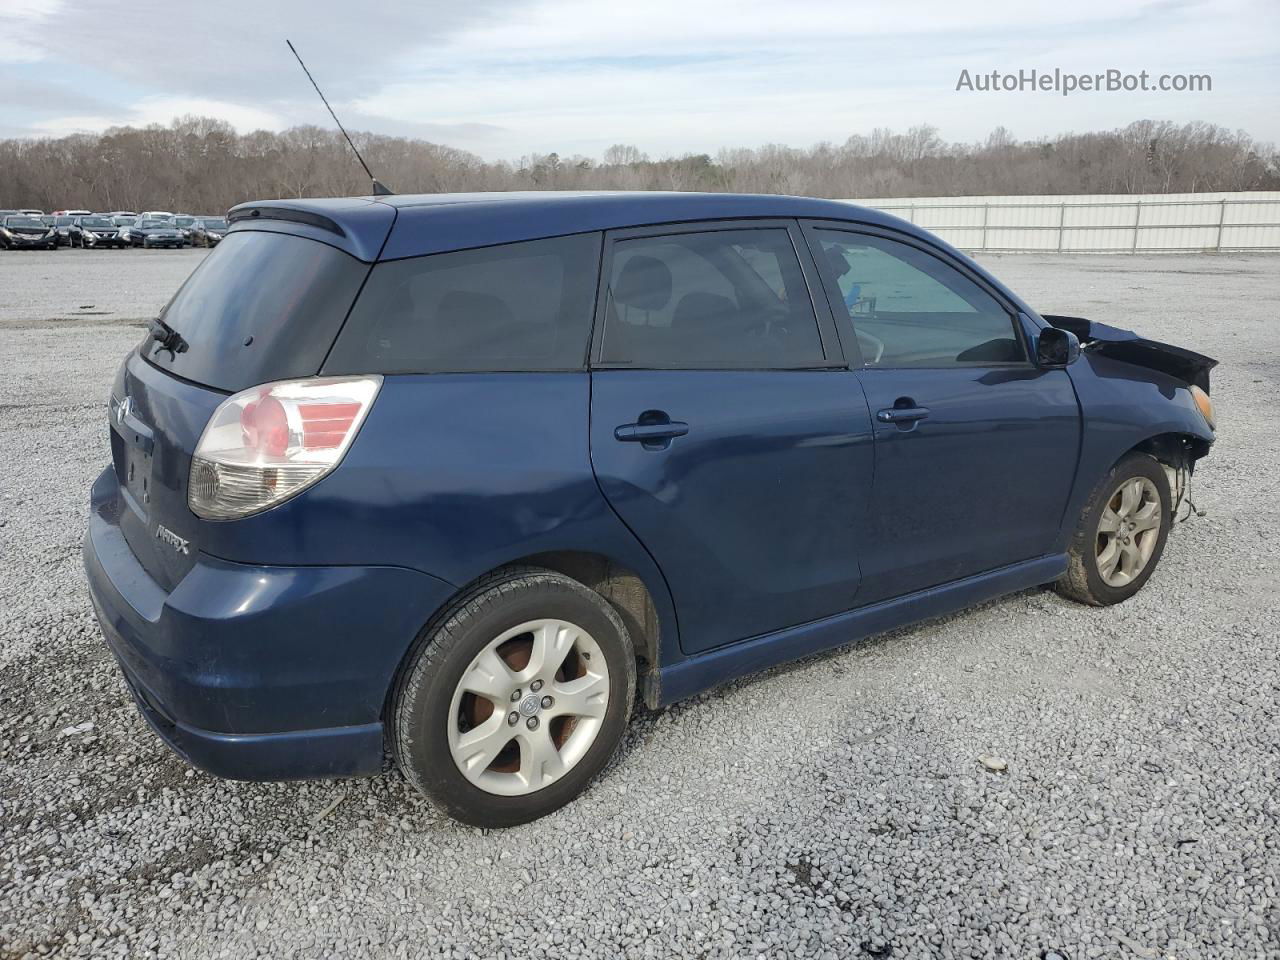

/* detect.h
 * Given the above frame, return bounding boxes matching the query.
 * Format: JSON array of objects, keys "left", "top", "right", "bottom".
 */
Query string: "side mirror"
[{"left": 1036, "top": 327, "right": 1080, "bottom": 368}]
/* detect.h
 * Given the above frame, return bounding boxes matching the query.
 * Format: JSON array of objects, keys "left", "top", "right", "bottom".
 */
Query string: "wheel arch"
[
  {"left": 384, "top": 550, "right": 673, "bottom": 729},
  {"left": 1127, "top": 430, "right": 1212, "bottom": 471}
]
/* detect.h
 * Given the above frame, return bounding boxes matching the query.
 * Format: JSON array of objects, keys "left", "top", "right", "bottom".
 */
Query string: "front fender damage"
[{"left": 1043, "top": 314, "right": 1218, "bottom": 392}]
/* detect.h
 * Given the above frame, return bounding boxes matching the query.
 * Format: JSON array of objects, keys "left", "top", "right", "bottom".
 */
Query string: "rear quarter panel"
[
  {"left": 1059, "top": 352, "right": 1214, "bottom": 551},
  {"left": 195, "top": 373, "right": 680, "bottom": 656}
]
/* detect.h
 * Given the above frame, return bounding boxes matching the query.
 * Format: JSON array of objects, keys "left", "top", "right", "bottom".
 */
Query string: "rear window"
[
  {"left": 323, "top": 233, "right": 602, "bottom": 375},
  {"left": 145, "top": 231, "right": 370, "bottom": 392}
]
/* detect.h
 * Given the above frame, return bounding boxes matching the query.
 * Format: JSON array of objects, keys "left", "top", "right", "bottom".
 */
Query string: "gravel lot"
[{"left": 1, "top": 248, "right": 1277, "bottom": 960}]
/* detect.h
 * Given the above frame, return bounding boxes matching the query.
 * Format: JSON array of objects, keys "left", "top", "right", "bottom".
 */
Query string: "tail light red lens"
[{"left": 189, "top": 376, "right": 382, "bottom": 520}]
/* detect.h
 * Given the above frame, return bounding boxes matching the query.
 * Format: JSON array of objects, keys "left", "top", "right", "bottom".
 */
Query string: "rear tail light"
[{"left": 189, "top": 376, "right": 381, "bottom": 520}]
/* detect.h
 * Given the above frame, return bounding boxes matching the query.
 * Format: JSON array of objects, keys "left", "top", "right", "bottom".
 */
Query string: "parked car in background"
[
  {"left": 82, "top": 192, "right": 1218, "bottom": 828},
  {"left": 42, "top": 214, "right": 82, "bottom": 246},
  {"left": 112, "top": 215, "right": 137, "bottom": 228},
  {"left": 74, "top": 215, "right": 128, "bottom": 249},
  {"left": 0, "top": 214, "right": 59, "bottom": 250},
  {"left": 139, "top": 210, "right": 176, "bottom": 221},
  {"left": 173, "top": 215, "right": 198, "bottom": 242},
  {"left": 19, "top": 208, "right": 45, "bottom": 217},
  {"left": 189, "top": 216, "right": 228, "bottom": 247},
  {"left": 120, "top": 217, "right": 185, "bottom": 248},
  {"left": 108, "top": 211, "right": 139, "bottom": 218}
]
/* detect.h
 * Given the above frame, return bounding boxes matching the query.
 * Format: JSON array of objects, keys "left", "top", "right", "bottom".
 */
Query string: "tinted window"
[
  {"left": 816, "top": 231, "right": 1025, "bottom": 367},
  {"left": 600, "top": 228, "right": 825, "bottom": 367},
  {"left": 325, "top": 233, "right": 601, "bottom": 374},
  {"left": 146, "top": 231, "right": 370, "bottom": 392}
]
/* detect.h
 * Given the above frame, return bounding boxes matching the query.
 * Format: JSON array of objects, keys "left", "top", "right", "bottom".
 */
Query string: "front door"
[
  {"left": 805, "top": 225, "right": 1081, "bottom": 604},
  {"left": 588, "top": 221, "right": 875, "bottom": 654}
]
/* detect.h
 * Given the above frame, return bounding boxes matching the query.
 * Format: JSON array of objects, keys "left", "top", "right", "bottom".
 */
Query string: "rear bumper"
[{"left": 83, "top": 467, "right": 456, "bottom": 781}]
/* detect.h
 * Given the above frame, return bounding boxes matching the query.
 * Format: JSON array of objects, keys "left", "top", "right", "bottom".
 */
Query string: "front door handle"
[
  {"left": 614, "top": 421, "right": 690, "bottom": 442},
  {"left": 876, "top": 405, "right": 930, "bottom": 424}
]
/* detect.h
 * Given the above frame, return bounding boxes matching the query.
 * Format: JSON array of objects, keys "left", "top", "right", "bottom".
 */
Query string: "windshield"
[
  {"left": 80, "top": 217, "right": 113, "bottom": 228},
  {"left": 175, "top": 217, "right": 194, "bottom": 226},
  {"left": 55, "top": 216, "right": 74, "bottom": 225},
  {"left": 5, "top": 216, "right": 46, "bottom": 229},
  {"left": 113, "top": 216, "right": 135, "bottom": 226},
  {"left": 201, "top": 219, "right": 228, "bottom": 230},
  {"left": 140, "top": 220, "right": 171, "bottom": 229}
]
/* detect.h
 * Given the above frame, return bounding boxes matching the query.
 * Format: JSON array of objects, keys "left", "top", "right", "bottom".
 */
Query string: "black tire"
[
  {"left": 392, "top": 566, "right": 636, "bottom": 828},
  {"left": 1055, "top": 452, "right": 1172, "bottom": 606}
]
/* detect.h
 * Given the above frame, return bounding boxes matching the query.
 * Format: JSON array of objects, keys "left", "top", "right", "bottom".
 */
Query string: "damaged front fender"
[{"left": 1043, "top": 315, "right": 1218, "bottom": 392}]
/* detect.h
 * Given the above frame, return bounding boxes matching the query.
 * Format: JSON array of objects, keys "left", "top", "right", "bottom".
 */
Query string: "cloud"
[
  {"left": 0, "top": 0, "right": 64, "bottom": 61},
  {"left": 1, "top": 0, "right": 1277, "bottom": 157},
  {"left": 30, "top": 96, "right": 284, "bottom": 137}
]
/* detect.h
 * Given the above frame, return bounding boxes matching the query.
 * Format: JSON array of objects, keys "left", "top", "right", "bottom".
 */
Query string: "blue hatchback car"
[{"left": 84, "top": 192, "right": 1217, "bottom": 826}]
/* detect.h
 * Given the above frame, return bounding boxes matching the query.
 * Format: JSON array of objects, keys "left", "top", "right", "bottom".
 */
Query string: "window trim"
[
  {"left": 589, "top": 219, "right": 847, "bottom": 371},
  {"left": 798, "top": 220, "right": 1035, "bottom": 371}
]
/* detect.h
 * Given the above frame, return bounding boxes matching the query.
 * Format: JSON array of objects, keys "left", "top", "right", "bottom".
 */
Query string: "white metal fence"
[{"left": 847, "top": 191, "right": 1280, "bottom": 253}]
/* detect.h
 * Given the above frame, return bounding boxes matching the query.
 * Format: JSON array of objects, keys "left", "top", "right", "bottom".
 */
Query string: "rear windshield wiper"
[{"left": 148, "top": 317, "right": 188, "bottom": 356}]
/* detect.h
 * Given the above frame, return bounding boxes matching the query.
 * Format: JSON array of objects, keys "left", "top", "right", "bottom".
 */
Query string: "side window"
[
  {"left": 816, "top": 231, "right": 1026, "bottom": 367},
  {"left": 600, "top": 228, "right": 825, "bottom": 367},
  {"left": 324, "top": 233, "right": 601, "bottom": 374}
]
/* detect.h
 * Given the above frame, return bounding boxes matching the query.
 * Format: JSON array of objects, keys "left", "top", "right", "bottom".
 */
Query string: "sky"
[{"left": 0, "top": 0, "right": 1276, "bottom": 160}]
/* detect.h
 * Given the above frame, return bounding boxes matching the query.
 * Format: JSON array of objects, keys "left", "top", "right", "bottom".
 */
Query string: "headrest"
[
  {"left": 613, "top": 255, "right": 672, "bottom": 311},
  {"left": 672, "top": 292, "right": 737, "bottom": 332}
]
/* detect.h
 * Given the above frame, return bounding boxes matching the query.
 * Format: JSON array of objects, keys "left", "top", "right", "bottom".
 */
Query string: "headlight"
[{"left": 1189, "top": 385, "right": 1216, "bottom": 430}]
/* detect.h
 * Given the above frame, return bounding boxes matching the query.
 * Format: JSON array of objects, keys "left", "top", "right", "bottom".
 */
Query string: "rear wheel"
[
  {"left": 392, "top": 567, "right": 636, "bottom": 827},
  {"left": 1056, "top": 452, "right": 1171, "bottom": 605}
]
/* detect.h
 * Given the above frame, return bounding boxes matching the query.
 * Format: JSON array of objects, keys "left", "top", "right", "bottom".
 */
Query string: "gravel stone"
[{"left": 1, "top": 248, "right": 1277, "bottom": 959}]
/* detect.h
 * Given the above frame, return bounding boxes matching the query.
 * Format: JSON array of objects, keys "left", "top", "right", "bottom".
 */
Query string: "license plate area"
[{"left": 111, "top": 417, "right": 156, "bottom": 518}]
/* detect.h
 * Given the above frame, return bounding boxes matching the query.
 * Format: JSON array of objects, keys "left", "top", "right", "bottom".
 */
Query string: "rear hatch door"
[{"left": 109, "top": 224, "right": 379, "bottom": 591}]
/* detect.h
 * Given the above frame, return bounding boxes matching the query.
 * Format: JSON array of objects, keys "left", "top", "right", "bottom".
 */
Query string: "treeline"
[{"left": 1, "top": 116, "right": 1276, "bottom": 212}]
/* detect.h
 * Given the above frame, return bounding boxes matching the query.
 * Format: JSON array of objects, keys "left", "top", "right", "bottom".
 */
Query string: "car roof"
[{"left": 227, "top": 191, "right": 927, "bottom": 263}]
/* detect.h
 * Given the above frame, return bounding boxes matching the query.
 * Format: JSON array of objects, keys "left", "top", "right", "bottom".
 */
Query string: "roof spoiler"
[
  {"left": 1043, "top": 314, "right": 1217, "bottom": 392},
  {"left": 227, "top": 205, "right": 346, "bottom": 237}
]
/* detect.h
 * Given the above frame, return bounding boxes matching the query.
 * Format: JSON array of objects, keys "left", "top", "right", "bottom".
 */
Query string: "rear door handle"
[
  {"left": 614, "top": 421, "right": 690, "bottom": 442},
  {"left": 876, "top": 406, "right": 930, "bottom": 424}
]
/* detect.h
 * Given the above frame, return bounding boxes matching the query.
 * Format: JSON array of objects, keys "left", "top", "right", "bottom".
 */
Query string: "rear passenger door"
[
  {"left": 588, "top": 220, "right": 876, "bottom": 655},
  {"left": 802, "top": 223, "right": 1081, "bottom": 604}
]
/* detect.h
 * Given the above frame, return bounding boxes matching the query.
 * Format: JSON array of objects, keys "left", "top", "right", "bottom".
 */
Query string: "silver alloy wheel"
[
  {"left": 1095, "top": 476, "right": 1162, "bottom": 587},
  {"left": 447, "top": 618, "right": 610, "bottom": 797}
]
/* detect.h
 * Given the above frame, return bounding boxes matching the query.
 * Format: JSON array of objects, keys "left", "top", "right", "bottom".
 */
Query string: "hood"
[{"left": 1043, "top": 315, "right": 1218, "bottom": 392}]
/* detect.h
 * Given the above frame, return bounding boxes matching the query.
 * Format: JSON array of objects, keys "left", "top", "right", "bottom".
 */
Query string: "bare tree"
[{"left": 1, "top": 117, "right": 1275, "bottom": 211}]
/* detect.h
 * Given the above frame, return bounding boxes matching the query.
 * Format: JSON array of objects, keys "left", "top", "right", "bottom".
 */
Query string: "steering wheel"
[
  {"left": 856, "top": 328, "right": 885, "bottom": 364},
  {"left": 743, "top": 306, "right": 790, "bottom": 340}
]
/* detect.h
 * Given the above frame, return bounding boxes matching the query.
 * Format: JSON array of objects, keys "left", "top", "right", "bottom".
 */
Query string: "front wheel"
[
  {"left": 392, "top": 567, "right": 636, "bottom": 828},
  {"left": 1056, "top": 452, "right": 1172, "bottom": 605}
]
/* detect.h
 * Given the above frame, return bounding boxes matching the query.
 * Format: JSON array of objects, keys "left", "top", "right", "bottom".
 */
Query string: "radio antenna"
[{"left": 286, "top": 38, "right": 394, "bottom": 196}]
